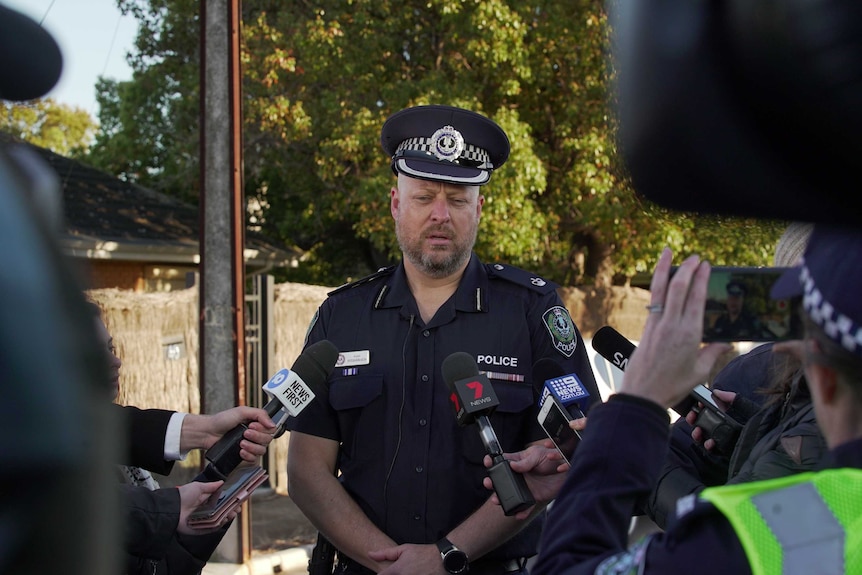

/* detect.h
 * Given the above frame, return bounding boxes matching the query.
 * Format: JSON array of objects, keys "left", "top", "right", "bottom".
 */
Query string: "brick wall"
[{"left": 81, "top": 261, "right": 146, "bottom": 291}]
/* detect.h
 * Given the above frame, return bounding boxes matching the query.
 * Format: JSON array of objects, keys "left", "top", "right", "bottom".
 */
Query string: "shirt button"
[
  {"left": 419, "top": 418, "right": 427, "bottom": 426},
  {"left": 423, "top": 330, "right": 430, "bottom": 337},
  {"left": 415, "top": 466, "right": 423, "bottom": 473},
  {"left": 414, "top": 514, "right": 421, "bottom": 521},
  {"left": 421, "top": 374, "right": 429, "bottom": 382}
]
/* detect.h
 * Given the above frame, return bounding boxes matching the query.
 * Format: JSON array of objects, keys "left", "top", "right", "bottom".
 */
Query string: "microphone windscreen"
[
  {"left": 532, "top": 358, "right": 566, "bottom": 386},
  {"left": 293, "top": 340, "right": 339, "bottom": 390},
  {"left": 442, "top": 352, "right": 479, "bottom": 391},
  {"left": 591, "top": 326, "right": 635, "bottom": 365}
]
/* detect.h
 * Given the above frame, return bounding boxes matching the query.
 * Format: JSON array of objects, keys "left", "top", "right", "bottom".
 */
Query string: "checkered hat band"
[
  {"left": 395, "top": 137, "right": 493, "bottom": 169},
  {"left": 801, "top": 263, "right": 862, "bottom": 358}
]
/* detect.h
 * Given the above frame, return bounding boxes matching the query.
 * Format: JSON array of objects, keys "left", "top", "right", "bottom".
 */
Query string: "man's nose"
[{"left": 429, "top": 196, "right": 451, "bottom": 222}]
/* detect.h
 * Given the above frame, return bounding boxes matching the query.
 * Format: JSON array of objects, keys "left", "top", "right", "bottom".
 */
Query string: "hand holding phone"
[
  {"left": 187, "top": 463, "right": 268, "bottom": 529},
  {"left": 687, "top": 385, "right": 742, "bottom": 455},
  {"left": 537, "top": 397, "right": 581, "bottom": 465}
]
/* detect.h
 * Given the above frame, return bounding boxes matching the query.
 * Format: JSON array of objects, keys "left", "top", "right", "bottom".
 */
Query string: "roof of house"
[{"left": 1, "top": 132, "right": 301, "bottom": 268}]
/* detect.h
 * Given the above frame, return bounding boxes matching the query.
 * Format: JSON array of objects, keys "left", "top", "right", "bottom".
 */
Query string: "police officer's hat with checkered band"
[
  {"left": 772, "top": 225, "right": 862, "bottom": 360},
  {"left": 381, "top": 105, "right": 510, "bottom": 186}
]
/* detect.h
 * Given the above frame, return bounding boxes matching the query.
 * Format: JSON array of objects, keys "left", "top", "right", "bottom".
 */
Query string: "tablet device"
[{"left": 187, "top": 464, "right": 268, "bottom": 529}]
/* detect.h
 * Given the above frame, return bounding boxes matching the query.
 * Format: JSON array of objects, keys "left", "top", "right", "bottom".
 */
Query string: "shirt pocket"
[
  {"left": 329, "top": 375, "right": 384, "bottom": 461},
  {"left": 462, "top": 381, "right": 535, "bottom": 465}
]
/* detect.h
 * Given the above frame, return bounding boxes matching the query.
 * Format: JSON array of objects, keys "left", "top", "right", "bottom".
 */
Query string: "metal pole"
[{"left": 200, "top": 0, "right": 249, "bottom": 563}]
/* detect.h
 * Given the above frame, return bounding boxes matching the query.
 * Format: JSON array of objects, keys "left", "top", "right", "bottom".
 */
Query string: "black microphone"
[
  {"left": 442, "top": 352, "right": 535, "bottom": 516},
  {"left": 532, "top": 358, "right": 590, "bottom": 420},
  {"left": 200, "top": 339, "right": 339, "bottom": 480},
  {"left": 591, "top": 326, "right": 635, "bottom": 373},
  {"left": 592, "top": 325, "right": 707, "bottom": 417}
]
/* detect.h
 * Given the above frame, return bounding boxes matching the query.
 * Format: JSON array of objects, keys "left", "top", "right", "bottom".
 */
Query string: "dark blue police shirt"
[{"left": 286, "top": 253, "right": 600, "bottom": 560}]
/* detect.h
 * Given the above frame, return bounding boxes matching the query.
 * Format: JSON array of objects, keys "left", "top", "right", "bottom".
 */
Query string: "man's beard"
[{"left": 396, "top": 222, "right": 477, "bottom": 279}]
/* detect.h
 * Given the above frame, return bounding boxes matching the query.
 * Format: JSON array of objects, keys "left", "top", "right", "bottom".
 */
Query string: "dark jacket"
[
  {"left": 122, "top": 484, "right": 228, "bottom": 575},
  {"left": 116, "top": 405, "right": 230, "bottom": 574},
  {"left": 531, "top": 394, "right": 862, "bottom": 575}
]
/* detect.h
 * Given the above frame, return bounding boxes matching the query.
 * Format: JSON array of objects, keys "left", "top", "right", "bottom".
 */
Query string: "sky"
[{"left": 5, "top": 0, "right": 139, "bottom": 118}]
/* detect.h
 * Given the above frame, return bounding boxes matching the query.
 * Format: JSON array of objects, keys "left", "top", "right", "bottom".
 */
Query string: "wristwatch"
[{"left": 436, "top": 537, "right": 469, "bottom": 574}]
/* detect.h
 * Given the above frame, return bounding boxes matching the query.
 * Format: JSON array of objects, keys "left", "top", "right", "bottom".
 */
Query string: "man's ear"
[
  {"left": 809, "top": 362, "right": 839, "bottom": 405},
  {"left": 390, "top": 187, "right": 399, "bottom": 218},
  {"left": 807, "top": 340, "right": 839, "bottom": 406}
]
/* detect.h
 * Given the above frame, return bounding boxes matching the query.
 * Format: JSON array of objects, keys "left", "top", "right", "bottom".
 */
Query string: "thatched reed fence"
[{"left": 89, "top": 281, "right": 334, "bottom": 491}]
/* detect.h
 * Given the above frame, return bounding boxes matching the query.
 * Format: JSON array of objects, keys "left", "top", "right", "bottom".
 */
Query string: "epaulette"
[
  {"left": 485, "top": 263, "right": 559, "bottom": 294},
  {"left": 327, "top": 265, "right": 397, "bottom": 296}
]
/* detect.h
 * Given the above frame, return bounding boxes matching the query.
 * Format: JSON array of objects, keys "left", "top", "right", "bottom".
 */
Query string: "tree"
[
  {"left": 1, "top": 98, "right": 97, "bottom": 157},
  {"left": 88, "top": 0, "right": 788, "bottom": 288}
]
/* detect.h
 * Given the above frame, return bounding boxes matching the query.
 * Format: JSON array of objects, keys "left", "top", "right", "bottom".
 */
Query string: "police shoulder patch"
[
  {"left": 327, "top": 265, "right": 396, "bottom": 296},
  {"left": 486, "top": 263, "right": 558, "bottom": 294},
  {"left": 543, "top": 305, "right": 578, "bottom": 357}
]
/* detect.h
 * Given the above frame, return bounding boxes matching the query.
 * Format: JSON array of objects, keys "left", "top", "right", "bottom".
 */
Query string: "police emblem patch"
[
  {"left": 543, "top": 306, "right": 577, "bottom": 357},
  {"left": 430, "top": 125, "right": 465, "bottom": 162}
]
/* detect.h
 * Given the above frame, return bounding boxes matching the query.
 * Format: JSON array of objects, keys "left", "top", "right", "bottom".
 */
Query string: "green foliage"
[
  {"left": 85, "top": 0, "right": 788, "bottom": 288},
  {"left": 1, "top": 99, "right": 97, "bottom": 157}
]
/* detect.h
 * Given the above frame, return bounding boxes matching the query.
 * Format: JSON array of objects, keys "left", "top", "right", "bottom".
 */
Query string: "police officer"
[
  {"left": 502, "top": 227, "right": 862, "bottom": 575},
  {"left": 706, "top": 280, "right": 775, "bottom": 341},
  {"left": 285, "top": 105, "right": 600, "bottom": 575}
]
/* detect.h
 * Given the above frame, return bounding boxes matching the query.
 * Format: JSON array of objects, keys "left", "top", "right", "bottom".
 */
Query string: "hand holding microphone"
[
  {"left": 442, "top": 352, "right": 535, "bottom": 516},
  {"left": 200, "top": 340, "right": 339, "bottom": 480}
]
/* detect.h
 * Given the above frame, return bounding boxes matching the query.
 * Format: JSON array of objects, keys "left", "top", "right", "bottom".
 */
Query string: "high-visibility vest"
[{"left": 700, "top": 468, "right": 862, "bottom": 575}]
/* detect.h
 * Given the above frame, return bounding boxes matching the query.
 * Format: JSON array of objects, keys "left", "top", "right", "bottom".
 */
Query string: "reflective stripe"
[
  {"left": 752, "top": 482, "right": 843, "bottom": 575},
  {"left": 701, "top": 468, "right": 862, "bottom": 575}
]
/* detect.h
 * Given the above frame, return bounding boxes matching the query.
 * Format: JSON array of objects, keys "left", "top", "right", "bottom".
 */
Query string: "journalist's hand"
[{"left": 621, "top": 249, "right": 732, "bottom": 408}]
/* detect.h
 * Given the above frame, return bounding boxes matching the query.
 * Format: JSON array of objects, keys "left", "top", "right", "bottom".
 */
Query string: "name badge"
[{"left": 337, "top": 350, "right": 370, "bottom": 367}]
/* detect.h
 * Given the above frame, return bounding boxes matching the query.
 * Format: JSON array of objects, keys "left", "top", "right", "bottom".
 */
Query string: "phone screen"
[
  {"left": 668, "top": 266, "right": 802, "bottom": 342},
  {"left": 538, "top": 399, "right": 581, "bottom": 464}
]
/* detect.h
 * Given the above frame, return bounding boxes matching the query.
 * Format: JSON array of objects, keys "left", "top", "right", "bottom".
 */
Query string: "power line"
[
  {"left": 102, "top": 11, "right": 125, "bottom": 77},
  {"left": 38, "top": 0, "right": 57, "bottom": 25}
]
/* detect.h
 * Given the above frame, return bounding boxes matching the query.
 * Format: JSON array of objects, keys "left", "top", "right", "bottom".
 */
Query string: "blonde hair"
[{"left": 774, "top": 222, "right": 814, "bottom": 267}]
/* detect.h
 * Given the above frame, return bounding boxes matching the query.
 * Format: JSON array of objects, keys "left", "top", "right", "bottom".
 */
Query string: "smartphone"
[
  {"left": 690, "top": 383, "right": 720, "bottom": 411},
  {"left": 187, "top": 464, "right": 269, "bottom": 529},
  {"left": 537, "top": 397, "right": 581, "bottom": 465},
  {"left": 668, "top": 266, "right": 802, "bottom": 342}
]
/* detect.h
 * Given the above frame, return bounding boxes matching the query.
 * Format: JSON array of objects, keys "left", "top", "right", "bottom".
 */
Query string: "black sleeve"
[
  {"left": 115, "top": 404, "right": 177, "bottom": 474},
  {"left": 121, "top": 484, "right": 231, "bottom": 575},
  {"left": 121, "top": 484, "right": 179, "bottom": 559}
]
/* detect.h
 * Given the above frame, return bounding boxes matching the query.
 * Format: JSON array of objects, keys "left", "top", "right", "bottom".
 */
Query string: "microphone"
[
  {"left": 200, "top": 339, "right": 339, "bottom": 480},
  {"left": 591, "top": 325, "right": 710, "bottom": 417},
  {"left": 533, "top": 358, "right": 590, "bottom": 420},
  {"left": 591, "top": 326, "right": 635, "bottom": 373},
  {"left": 442, "top": 352, "right": 535, "bottom": 516}
]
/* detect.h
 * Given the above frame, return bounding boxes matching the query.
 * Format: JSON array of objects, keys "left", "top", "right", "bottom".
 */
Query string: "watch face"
[{"left": 443, "top": 549, "right": 469, "bottom": 574}]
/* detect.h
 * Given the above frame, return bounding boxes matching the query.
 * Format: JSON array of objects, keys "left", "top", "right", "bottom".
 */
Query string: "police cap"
[
  {"left": 380, "top": 105, "right": 510, "bottom": 186},
  {"left": 726, "top": 281, "right": 747, "bottom": 296}
]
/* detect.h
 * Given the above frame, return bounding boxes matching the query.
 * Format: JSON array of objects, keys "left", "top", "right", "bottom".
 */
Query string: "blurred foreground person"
[
  {"left": 1, "top": 3, "right": 120, "bottom": 574},
  {"left": 612, "top": 0, "right": 862, "bottom": 226}
]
